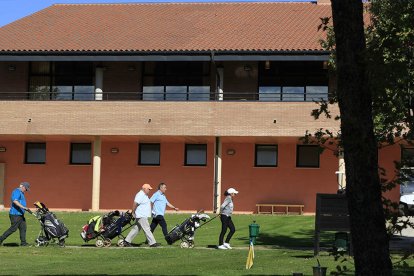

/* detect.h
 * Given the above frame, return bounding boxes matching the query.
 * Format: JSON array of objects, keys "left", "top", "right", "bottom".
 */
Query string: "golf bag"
[
  {"left": 165, "top": 211, "right": 210, "bottom": 248},
  {"left": 30, "top": 201, "right": 69, "bottom": 247},
  {"left": 80, "top": 210, "right": 134, "bottom": 247}
]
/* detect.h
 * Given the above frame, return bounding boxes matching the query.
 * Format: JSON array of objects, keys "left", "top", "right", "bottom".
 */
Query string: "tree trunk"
[{"left": 330, "top": 1, "right": 392, "bottom": 275}]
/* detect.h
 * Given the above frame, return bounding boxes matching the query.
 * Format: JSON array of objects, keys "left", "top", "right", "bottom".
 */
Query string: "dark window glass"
[
  {"left": 70, "top": 143, "right": 91, "bottom": 165},
  {"left": 31, "top": 61, "right": 50, "bottom": 74},
  {"left": 258, "top": 61, "right": 328, "bottom": 102},
  {"left": 25, "top": 142, "right": 46, "bottom": 164},
  {"left": 255, "top": 145, "right": 278, "bottom": 167},
  {"left": 296, "top": 145, "right": 320, "bottom": 168},
  {"left": 143, "top": 62, "right": 210, "bottom": 101},
  {"left": 185, "top": 144, "right": 207, "bottom": 166},
  {"left": 402, "top": 148, "right": 414, "bottom": 167},
  {"left": 139, "top": 143, "right": 160, "bottom": 166},
  {"left": 29, "top": 62, "right": 94, "bottom": 100}
]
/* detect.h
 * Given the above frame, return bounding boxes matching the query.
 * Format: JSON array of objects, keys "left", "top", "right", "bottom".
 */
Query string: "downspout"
[
  {"left": 211, "top": 51, "right": 223, "bottom": 212},
  {"left": 213, "top": 137, "right": 222, "bottom": 213}
]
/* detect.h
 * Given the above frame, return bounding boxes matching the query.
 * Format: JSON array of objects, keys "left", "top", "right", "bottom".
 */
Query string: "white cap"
[{"left": 227, "top": 188, "right": 239, "bottom": 194}]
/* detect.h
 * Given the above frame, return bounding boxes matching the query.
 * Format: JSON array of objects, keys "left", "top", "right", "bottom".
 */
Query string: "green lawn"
[{"left": 0, "top": 211, "right": 412, "bottom": 275}]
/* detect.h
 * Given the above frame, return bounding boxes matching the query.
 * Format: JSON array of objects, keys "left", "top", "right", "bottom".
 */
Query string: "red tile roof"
[{"left": 0, "top": 3, "right": 332, "bottom": 53}]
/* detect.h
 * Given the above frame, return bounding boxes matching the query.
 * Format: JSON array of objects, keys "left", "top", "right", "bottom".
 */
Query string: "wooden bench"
[{"left": 256, "top": 204, "right": 304, "bottom": 215}]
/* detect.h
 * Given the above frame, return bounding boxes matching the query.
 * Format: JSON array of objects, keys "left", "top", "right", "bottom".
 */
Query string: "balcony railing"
[{"left": 0, "top": 91, "right": 331, "bottom": 102}]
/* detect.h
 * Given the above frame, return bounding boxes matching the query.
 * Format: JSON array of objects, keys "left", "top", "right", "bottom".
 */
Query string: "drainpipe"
[
  {"left": 95, "top": 66, "right": 104, "bottom": 100},
  {"left": 91, "top": 136, "right": 101, "bottom": 211},
  {"left": 213, "top": 137, "right": 222, "bottom": 212}
]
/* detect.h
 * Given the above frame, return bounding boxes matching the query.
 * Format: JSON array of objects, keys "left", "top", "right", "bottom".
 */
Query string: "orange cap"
[{"left": 142, "top": 183, "right": 153, "bottom": 190}]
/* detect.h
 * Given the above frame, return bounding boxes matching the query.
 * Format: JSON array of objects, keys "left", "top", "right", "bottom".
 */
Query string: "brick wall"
[
  {"left": 0, "top": 62, "right": 29, "bottom": 99},
  {"left": 0, "top": 101, "right": 340, "bottom": 137}
]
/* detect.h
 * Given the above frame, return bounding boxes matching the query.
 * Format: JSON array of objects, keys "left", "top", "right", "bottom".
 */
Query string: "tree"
[
  {"left": 308, "top": 0, "right": 414, "bottom": 273},
  {"left": 330, "top": 0, "right": 392, "bottom": 274}
]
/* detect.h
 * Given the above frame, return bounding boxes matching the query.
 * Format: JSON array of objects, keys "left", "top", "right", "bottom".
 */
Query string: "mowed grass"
[{"left": 0, "top": 211, "right": 412, "bottom": 275}]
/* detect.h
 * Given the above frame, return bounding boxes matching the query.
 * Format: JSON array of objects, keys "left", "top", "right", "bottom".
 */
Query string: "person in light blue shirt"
[
  {"left": 0, "top": 182, "right": 31, "bottom": 246},
  {"left": 150, "top": 183, "right": 179, "bottom": 238}
]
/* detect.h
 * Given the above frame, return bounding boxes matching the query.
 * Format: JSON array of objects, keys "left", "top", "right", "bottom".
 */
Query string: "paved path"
[{"left": 389, "top": 216, "right": 414, "bottom": 252}]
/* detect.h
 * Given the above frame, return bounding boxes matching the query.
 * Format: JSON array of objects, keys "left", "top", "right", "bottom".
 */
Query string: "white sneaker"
[
  {"left": 223, "top": 243, "right": 232, "bottom": 249},
  {"left": 217, "top": 245, "right": 227, "bottom": 250}
]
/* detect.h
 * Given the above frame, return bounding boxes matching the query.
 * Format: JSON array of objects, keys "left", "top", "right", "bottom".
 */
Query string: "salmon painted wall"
[
  {"left": 99, "top": 141, "right": 215, "bottom": 211},
  {"left": 0, "top": 141, "right": 92, "bottom": 210},
  {"left": 378, "top": 144, "right": 401, "bottom": 203},
  {"left": 221, "top": 139, "right": 339, "bottom": 213},
  {"left": 0, "top": 139, "right": 403, "bottom": 212}
]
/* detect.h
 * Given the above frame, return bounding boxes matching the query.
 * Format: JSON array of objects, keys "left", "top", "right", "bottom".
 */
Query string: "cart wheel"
[
  {"left": 180, "top": 241, "right": 190, "bottom": 248},
  {"left": 189, "top": 241, "right": 194, "bottom": 248},
  {"left": 117, "top": 239, "right": 125, "bottom": 247},
  {"left": 95, "top": 239, "right": 104, "bottom": 248},
  {"left": 104, "top": 238, "right": 112, "bottom": 247},
  {"left": 58, "top": 240, "right": 65, "bottom": 247}
]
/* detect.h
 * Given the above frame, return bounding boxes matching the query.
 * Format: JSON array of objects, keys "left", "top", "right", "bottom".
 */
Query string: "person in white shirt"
[{"left": 124, "top": 183, "right": 160, "bottom": 247}]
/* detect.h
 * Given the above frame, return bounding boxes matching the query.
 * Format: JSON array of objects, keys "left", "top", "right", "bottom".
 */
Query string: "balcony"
[
  {"left": 0, "top": 95, "right": 340, "bottom": 138},
  {"left": 0, "top": 90, "right": 331, "bottom": 102}
]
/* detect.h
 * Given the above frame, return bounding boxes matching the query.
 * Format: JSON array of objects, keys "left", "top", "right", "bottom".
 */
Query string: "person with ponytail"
[{"left": 217, "top": 187, "right": 238, "bottom": 250}]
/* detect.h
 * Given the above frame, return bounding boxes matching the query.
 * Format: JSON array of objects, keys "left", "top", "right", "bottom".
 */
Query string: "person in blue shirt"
[
  {"left": 0, "top": 182, "right": 31, "bottom": 246},
  {"left": 150, "top": 183, "right": 179, "bottom": 239}
]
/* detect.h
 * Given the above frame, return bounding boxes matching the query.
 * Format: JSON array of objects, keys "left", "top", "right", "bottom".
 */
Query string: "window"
[
  {"left": 185, "top": 144, "right": 207, "bottom": 166},
  {"left": 139, "top": 143, "right": 160, "bottom": 166},
  {"left": 402, "top": 147, "right": 414, "bottom": 168},
  {"left": 255, "top": 145, "right": 278, "bottom": 167},
  {"left": 70, "top": 143, "right": 91, "bottom": 165},
  {"left": 29, "top": 62, "right": 94, "bottom": 100},
  {"left": 258, "top": 61, "right": 328, "bottom": 102},
  {"left": 25, "top": 142, "right": 46, "bottom": 164},
  {"left": 143, "top": 62, "right": 211, "bottom": 101},
  {"left": 296, "top": 145, "right": 320, "bottom": 168}
]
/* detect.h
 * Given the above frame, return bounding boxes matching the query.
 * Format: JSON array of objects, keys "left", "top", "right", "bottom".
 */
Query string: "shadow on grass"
[
  {"left": 80, "top": 241, "right": 147, "bottom": 248},
  {"left": 1, "top": 242, "right": 20, "bottom": 247},
  {"left": 237, "top": 229, "right": 336, "bottom": 251}
]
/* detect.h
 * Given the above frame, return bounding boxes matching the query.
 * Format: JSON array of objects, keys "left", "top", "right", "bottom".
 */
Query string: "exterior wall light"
[
  {"left": 265, "top": 60, "right": 271, "bottom": 70},
  {"left": 110, "top": 148, "right": 119, "bottom": 153},
  {"left": 127, "top": 65, "right": 136, "bottom": 71},
  {"left": 8, "top": 65, "right": 16, "bottom": 71},
  {"left": 226, "top": 149, "right": 236, "bottom": 156},
  {"left": 244, "top": 65, "right": 252, "bottom": 71}
]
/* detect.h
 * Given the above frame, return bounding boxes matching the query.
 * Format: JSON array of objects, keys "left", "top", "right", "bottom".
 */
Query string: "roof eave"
[{"left": 0, "top": 50, "right": 330, "bottom": 62}]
